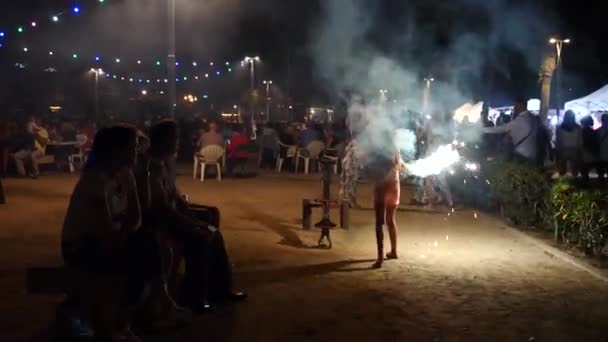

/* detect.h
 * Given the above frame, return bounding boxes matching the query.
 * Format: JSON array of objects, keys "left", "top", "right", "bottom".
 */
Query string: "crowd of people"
[
  {"left": 3, "top": 100, "right": 608, "bottom": 339},
  {"left": 0, "top": 115, "right": 96, "bottom": 179}
]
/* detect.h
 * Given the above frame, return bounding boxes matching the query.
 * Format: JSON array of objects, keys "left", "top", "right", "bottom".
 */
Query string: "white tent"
[{"left": 565, "top": 84, "right": 608, "bottom": 116}]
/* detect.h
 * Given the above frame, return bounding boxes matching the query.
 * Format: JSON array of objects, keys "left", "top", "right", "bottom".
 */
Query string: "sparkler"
[{"left": 406, "top": 144, "right": 461, "bottom": 177}]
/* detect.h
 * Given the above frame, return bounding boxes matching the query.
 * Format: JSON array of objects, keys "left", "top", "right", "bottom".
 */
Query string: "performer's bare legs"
[
  {"left": 385, "top": 205, "right": 398, "bottom": 259},
  {"left": 373, "top": 200, "right": 385, "bottom": 268}
]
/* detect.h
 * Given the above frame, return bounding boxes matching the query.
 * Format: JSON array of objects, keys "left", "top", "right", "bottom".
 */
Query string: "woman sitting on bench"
[{"left": 61, "top": 125, "right": 162, "bottom": 342}]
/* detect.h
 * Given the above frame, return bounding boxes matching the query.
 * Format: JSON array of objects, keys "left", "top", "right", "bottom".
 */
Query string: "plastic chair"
[
  {"left": 276, "top": 141, "right": 297, "bottom": 172},
  {"left": 68, "top": 134, "right": 89, "bottom": 173},
  {"left": 295, "top": 141, "right": 325, "bottom": 174},
  {"left": 194, "top": 145, "right": 224, "bottom": 181}
]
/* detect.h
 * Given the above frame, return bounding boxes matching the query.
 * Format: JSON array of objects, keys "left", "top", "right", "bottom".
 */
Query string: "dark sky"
[{"left": 0, "top": 0, "right": 606, "bottom": 107}]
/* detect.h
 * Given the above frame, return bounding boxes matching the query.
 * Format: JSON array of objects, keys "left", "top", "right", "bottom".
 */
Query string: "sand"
[{"left": 1, "top": 169, "right": 607, "bottom": 342}]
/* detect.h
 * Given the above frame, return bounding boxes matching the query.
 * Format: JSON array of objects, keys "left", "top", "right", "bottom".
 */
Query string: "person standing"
[
  {"left": 597, "top": 114, "right": 608, "bottom": 178},
  {"left": 483, "top": 99, "right": 540, "bottom": 165},
  {"left": 368, "top": 139, "right": 404, "bottom": 269},
  {"left": 580, "top": 116, "right": 599, "bottom": 180},
  {"left": 556, "top": 110, "right": 582, "bottom": 176}
]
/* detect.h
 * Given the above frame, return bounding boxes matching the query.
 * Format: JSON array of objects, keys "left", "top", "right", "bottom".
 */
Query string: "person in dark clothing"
[
  {"left": 61, "top": 125, "right": 157, "bottom": 342},
  {"left": 140, "top": 120, "right": 246, "bottom": 314},
  {"left": 580, "top": 116, "right": 599, "bottom": 180}
]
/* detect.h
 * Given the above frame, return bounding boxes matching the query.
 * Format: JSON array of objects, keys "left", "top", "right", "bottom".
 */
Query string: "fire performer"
[{"left": 369, "top": 142, "right": 406, "bottom": 269}]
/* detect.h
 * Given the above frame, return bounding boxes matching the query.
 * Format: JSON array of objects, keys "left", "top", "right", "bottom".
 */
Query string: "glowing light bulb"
[
  {"left": 72, "top": 6, "right": 80, "bottom": 14},
  {"left": 31, "top": 22, "right": 37, "bottom": 27},
  {"left": 95, "top": 56, "right": 100, "bottom": 61},
  {"left": 115, "top": 58, "right": 120, "bottom": 63},
  {"left": 52, "top": 16, "right": 59, "bottom": 22},
  {"left": 155, "top": 60, "right": 161, "bottom": 66},
  {"left": 0, "top": 32, "right": 5, "bottom": 37},
  {"left": 137, "top": 60, "right": 142, "bottom": 64},
  {"left": 17, "top": 27, "right": 24, "bottom": 33},
  {"left": 48, "top": 51, "right": 53, "bottom": 55},
  {"left": 72, "top": 53, "right": 78, "bottom": 59},
  {"left": 23, "top": 47, "right": 28, "bottom": 52}
]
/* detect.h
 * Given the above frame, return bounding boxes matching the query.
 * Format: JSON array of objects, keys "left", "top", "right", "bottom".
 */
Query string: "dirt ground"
[{"left": 1, "top": 168, "right": 608, "bottom": 342}]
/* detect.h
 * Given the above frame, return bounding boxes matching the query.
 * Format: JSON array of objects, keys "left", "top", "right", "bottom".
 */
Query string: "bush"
[
  {"left": 450, "top": 160, "right": 608, "bottom": 256},
  {"left": 544, "top": 179, "right": 608, "bottom": 255},
  {"left": 483, "top": 161, "right": 550, "bottom": 226}
]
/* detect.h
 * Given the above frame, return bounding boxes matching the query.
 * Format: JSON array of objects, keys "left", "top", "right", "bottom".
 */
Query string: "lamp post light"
[
  {"left": 423, "top": 76, "right": 434, "bottom": 114},
  {"left": 167, "top": 0, "right": 177, "bottom": 116},
  {"left": 243, "top": 56, "right": 261, "bottom": 139},
  {"left": 549, "top": 37, "right": 571, "bottom": 120},
  {"left": 90, "top": 68, "right": 104, "bottom": 119},
  {"left": 263, "top": 80, "right": 273, "bottom": 122}
]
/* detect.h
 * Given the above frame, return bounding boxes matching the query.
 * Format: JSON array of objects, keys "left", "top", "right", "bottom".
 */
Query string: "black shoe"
[
  {"left": 185, "top": 299, "right": 213, "bottom": 314},
  {"left": 227, "top": 291, "right": 248, "bottom": 302}
]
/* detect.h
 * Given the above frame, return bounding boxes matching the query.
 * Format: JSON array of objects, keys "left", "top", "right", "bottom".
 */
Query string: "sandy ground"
[{"left": 1, "top": 168, "right": 608, "bottom": 342}]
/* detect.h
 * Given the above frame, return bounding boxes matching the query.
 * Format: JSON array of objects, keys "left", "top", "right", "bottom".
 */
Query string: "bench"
[{"left": 0, "top": 178, "right": 4, "bottom": 204}]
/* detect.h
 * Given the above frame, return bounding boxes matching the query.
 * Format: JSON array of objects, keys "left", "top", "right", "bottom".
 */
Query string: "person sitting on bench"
[
  {"left": 61, "top": 125, "right": 162, "bottom": 342},
  {"left": 142, "top": 120, "right": 246, "bottom": 314}
]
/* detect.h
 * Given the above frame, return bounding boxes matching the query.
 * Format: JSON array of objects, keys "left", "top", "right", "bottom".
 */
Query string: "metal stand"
[{"left": 302, "top": 155, "right": 349, "bottom": 248}]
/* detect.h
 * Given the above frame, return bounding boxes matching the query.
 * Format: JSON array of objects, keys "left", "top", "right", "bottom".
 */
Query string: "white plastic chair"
[
  {"left": 295, "top": 141, "right": 325, "bottom": 174},
  {"left": 276, "top": 141, "right": 297, "bottom": 172},
  {"left": 193, "top": 145, "right": 225, "bottom": 182},
  {"left": 68, "top": 134, "right": 89, "bottom": 173}
]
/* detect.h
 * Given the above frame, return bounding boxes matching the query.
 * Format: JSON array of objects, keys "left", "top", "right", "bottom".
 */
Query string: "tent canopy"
[{"left": 565, "top": 84, "right": 608, "bottom": 116}]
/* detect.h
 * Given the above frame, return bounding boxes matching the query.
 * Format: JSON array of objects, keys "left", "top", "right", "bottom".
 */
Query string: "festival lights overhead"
[{"left": 0, "top": 1, "right": 112, "bottom": 47}]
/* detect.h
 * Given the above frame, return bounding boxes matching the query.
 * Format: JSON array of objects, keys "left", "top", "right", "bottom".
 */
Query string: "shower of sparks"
[
  {"left": 406, "top": 144, "right": 461, "bottom": 177},
  {"left": 464, "top": 162, "right": 479, "bottom": 171}
]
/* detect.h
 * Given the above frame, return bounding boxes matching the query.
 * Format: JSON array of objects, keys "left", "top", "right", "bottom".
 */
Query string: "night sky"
[{"left": 0, "top": 0, "right": 606, "bottom": 109}]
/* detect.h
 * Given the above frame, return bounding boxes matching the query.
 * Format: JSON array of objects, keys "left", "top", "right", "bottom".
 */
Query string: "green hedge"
[
  {"left": 461, "top": 161, "right": 608, "bottom": 256},
  {"left": 544, "top": 180, "right": 608, "bottom": 255}
]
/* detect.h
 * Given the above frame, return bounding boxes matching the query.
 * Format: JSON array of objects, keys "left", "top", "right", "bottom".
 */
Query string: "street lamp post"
[
  {"left": 549, "top": 37, "right": 571, "bottom": 120},
  {"left": 243, "top": 56, "right": 260, "bottom": 138},
  {"left": 167, "top": 0, "right": 176, "bottom": 116},
  {"left": 90, "top": 68, "right": 104, "bottom": 119},
  {"left": 263, "top": 80, "right": 273, "bottom": 122},
  {"left": 423, "top": 76, "right": 434, "bottom": 114}
]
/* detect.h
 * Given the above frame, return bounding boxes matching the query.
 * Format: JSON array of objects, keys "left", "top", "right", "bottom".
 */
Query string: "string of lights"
[
  {"left": 12, "top": 48, "right": 239, "bottom": 70},
  {"left": 0, "top": 0, "right": 111, "bottom": 48}
]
